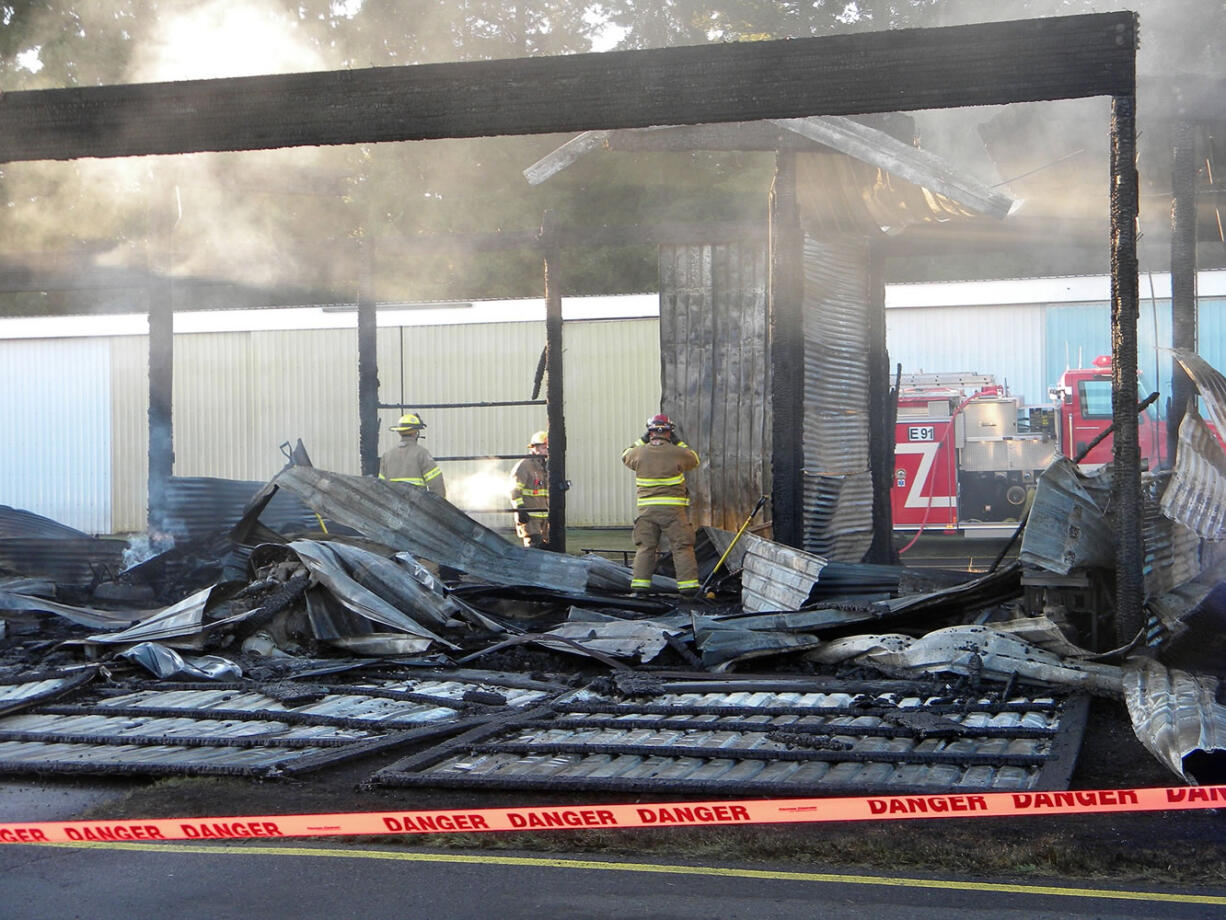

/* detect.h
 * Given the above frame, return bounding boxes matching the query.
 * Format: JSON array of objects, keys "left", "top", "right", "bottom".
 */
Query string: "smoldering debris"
[{"left": 1, "top": 440, "right": 1225, "bottom": 795}]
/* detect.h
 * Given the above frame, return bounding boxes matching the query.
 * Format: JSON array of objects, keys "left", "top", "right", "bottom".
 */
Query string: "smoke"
[{"left": 447, "top": 460, "right": 518, "bottom": 514}]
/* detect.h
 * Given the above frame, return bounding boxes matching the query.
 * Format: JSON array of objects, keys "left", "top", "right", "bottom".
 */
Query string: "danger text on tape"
[{"left": 2, "top": 785, "right": 1224, "bottom": 845}]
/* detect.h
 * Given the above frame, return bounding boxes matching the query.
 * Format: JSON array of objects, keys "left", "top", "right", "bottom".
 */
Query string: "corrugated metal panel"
[
  {"left": 563, "top": 319, "right": 660, "bottom": 527},
  {"left": 887, "top": 303, "right": 1046, "bottom": 406},
  {"left": 1044, "top": 299, "right": 1170, "bottom": 406},
  {"left": 110, "top": 336, "right": 148, "bottom": 534},
  {"left": 0, "top": 338, "right": 111, "bottom": 534},
  {"left": 0, "top": 672, "right": 557, "bottom": 778},
  {"left": 249, "top": 328, "right": 359, "bottom": 476},
  {"left": 1200, "top": 299, "right": 1226, "bottom": 374},
  {"left": 801, "top": 237, "right": 872, "bottom": 561},
  {"left": 660, "top": 242, "right": 771, "bottom": 533},
  {"left": 372, "top": 676, "right": 1089, "bottom": 796}
]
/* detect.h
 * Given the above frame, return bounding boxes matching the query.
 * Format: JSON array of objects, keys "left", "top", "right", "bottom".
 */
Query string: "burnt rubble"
[{"left": 4, "top": 370, "right": 1226, "bottom": 794}]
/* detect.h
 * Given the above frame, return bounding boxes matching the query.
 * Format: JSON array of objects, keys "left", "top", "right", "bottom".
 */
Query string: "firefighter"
[
  {"left": 379, "top": 412, "right": 446, "bottom": 498},
  {"left": 511, "top": 430, "right": 550, "bottom": 548},
  {"left": 621, "top": 413, "right": 701, "bottom": 595}
]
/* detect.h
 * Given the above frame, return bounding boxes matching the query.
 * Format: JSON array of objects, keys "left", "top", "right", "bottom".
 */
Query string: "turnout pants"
[{"left": 631, "top": 505, "right": 700, "bottom": 592}]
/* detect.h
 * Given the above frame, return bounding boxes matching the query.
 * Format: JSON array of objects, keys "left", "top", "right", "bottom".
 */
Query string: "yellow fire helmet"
[
  {"left": 390, "top": 412, "right": 426, "bottom": 432},
  {"left": 529, "top": 430, "right": 548, "bottom": 447}
]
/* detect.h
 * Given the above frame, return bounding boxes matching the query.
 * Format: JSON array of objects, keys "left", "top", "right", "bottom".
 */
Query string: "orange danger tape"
[{"left": 2, "top": 785, "right": 1223, "bottom": 845}]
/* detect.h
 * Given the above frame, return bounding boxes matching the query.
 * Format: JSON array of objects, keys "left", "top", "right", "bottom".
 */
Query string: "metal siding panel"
[
  {"left": 564, "top": 319, "right": 661, "bottom": 527},
  {"left": 802, "top": 237, "right": 872, "bottom": 561},
  {"left": 887, "top": 303, "right": 1046, "bottom": 406},
  {"left": 173, "top": 332, "right": 254, "bottom": 480},
  {"left": 110, "top": 336, "right": 148, "bottom": 534},
  {"left": 248, "top": 328, "right": 359, "bottom": 476},
  {"left": 1198, "top": 298, "right": 1226, "bottom": 377},
  {"left": 0, "top": 339, "right": 111, "bottom": 533}
]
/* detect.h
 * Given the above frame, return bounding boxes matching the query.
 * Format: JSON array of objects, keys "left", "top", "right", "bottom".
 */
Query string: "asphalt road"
[{"left": 2, "top": 839, "right": 1223, "bottom": 920}]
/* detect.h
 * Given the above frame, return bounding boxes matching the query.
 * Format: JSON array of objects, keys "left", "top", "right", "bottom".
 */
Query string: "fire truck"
[{"left": 890, "top": 355, "right": 1167, "bottom": 534}]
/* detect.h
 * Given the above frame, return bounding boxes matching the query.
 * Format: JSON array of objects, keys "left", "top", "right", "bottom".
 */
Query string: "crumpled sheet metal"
[
  {"left": 119, "top": 642, "right": 243, "bottom": 681},
  {"left": 1173, "top": 350, "right": 1226, "bottom": 439},
  {"left": 693, "top": 618, "right": 825, "bottom": 670},
  {"left": 0, "top": 590, "right": 147, "bottom": 629},
  {"left": 288, "top": 540, "right": 457, "bottom": 648},
  {"left": 1122, "top": 658, "right": 1226, "bottom": 785},
  {"left": 75, "top": 586, "right": 252, "bottom": 649},
  {"left": 738, "top": 533, "right": 828, "bottom": 612},
  {"left": 1020, "top": 458, "right": 1115, "bottom": 575},
  {"left": 535, "top": 610, "right": 683, "bottom": 663},
  {"left": 807, "top": 625, "right": 1123, "bottom": 695},
  {"left": 1161, "top": 407, "right": 1226, "bottom": 540},
  {"left": 268, "top": 466, "right": 630, "bottom": 593}
]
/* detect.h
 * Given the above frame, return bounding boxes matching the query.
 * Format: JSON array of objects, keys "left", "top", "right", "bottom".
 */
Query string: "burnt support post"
[
  {"left": 147, "top": 279, "right": 173, "bottom": 535},
  {"left": 769, "top": 151, "right": 805, "bottom": 548},
  {"left": 1110, "top": 92, "right": 1144, "bottom": 646},
  {"left": 865, "top": 243, "right": 897, "bottom": 564},
  {"left": 1169, "top": 119, "right": 1198, "bottom": 463},
  {"left": 357, "top": 238, "right": 380, "bottom": 476},
  {"left": 542, "top": 214, "right": 567, "bottom": 552}
]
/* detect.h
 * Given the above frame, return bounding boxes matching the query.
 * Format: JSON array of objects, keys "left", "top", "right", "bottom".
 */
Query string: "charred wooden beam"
[
  {"left": 1110, "top": 93, "right": 1143, "bottom": 646},
  {"left": 0, "top": 13, "right": 1136, "bottom": 163}
]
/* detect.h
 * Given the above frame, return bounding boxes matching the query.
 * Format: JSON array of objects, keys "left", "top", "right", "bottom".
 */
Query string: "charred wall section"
[{"left": 659, "top": 242, "right": 771, "bottom": 532}]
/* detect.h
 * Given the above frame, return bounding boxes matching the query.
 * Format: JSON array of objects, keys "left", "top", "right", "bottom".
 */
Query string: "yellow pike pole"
[{"left": 701, "top": 495, "right": 768, "bottom": 595}]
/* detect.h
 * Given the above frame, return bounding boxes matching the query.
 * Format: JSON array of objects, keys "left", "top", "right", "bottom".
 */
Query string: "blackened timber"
[
  {"left": 147, "top": 280, "right": 173, "bottom": 534},
  {"left": 865, "top": 245, "right": 896, "bottom": 564},
  {"left": 769, "top": 152, "right": 804, "bottom": 547},
  {"left": 0, "top": 14, "right": 1137, "bottom": 163},
  {"left": 1110, "top": 93, "right": 1144, "bottom": 646},
  {"left": 1169, "top": 121, "right": 1198, "bottom": 463},
  {"left": 358, "top": 240, "right": 379, "bottom": 477},
  {"left": 542, "top": 217, "right": 567, "bottom": 553}
]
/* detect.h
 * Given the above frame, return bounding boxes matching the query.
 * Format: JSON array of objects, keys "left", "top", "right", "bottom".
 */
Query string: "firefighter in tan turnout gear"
[
  {"left": 511, "top": 430, "right": 550, "bottom": 548},
  {"left": 621, "top": 414, "right": 701, "bottom": 595},
  {"left": 379, "top": 412, "right": 446, "bottom": 498}
]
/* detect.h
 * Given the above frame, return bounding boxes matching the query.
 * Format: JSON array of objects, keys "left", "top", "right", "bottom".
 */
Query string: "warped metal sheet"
[
  {"left": 1122, "top": 658, "right": 1226, "bottom": 785},
  {"left": 0, "top": 506, "right": 90, "bottom": 540},
  {"left": 1144, "top": 475, "right": 1204, "bottom": 598},
  {"left": 0, "top": 670, "right": 95, "bottom": 717},
  {"left": 869, "top": 563, "right": 1023, "bottom": 625},
  {"left": 810, "top": 625, "right": 1123, "bottom": 696},
  {"left": 1019, "top": 458, "right": 1114, "bottom": 575},
  {"left": 267, "top": 466, "right": 621, "bottom": 593},
  {"left": 0, "top": 672, "right": 560, "bottom": 778},
  {"left": 800, "top": 236, "right": 873, "bottom": 562},
  {"left": 288, "top": 541, "right": 452, "bottom": 647},
  {"left": 1174, "top": 350, "right": 1226, "bottom": 440},
  {"left": 1160, "top": 408, "right": 1226, "bottom": 540},
  {"left": 0, "top": 537, "right": 128, "bottom": 587},
  {"left": 371, "top": 675, "right": 1089, "bottom": 796},
  {"left": 165, "top": 476, "right": 319, "bottom": 542},
  {"left": 738, "top": 533, "right": 828, "bottom": 612}
]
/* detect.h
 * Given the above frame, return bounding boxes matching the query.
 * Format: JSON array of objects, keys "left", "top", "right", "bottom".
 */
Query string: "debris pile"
[{"left": 2, "top": 350, "right": 1226, "bottom": 794}]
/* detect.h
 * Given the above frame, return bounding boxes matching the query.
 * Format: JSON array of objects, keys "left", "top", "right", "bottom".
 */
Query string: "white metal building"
[{"left": 3, "top": 271, "right": 1223, "bottom": 536}]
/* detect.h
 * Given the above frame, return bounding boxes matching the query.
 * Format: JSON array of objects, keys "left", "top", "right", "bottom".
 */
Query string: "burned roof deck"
[
  {"left": 0, "top": 670, "right": 561, "bottom": 778},
  {"left": 370, "top": 676, "right": 1089, "bottom": 797}
]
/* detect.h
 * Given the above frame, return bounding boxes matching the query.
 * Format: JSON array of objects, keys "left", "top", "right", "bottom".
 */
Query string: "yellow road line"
[{"left": 34, "top": 841, "right": 1226, "bottom": 906}]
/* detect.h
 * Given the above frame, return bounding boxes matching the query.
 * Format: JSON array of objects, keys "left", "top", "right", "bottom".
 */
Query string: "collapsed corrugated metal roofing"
[
  {"left": 0, "top": 670, "right": 560, "bottom": 778},
  {"left": 265, "top": 465, "right": 649, "bottom": 594},
  {"left": 370, "top": 674, "right": 1088, "bottom": 796}
]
